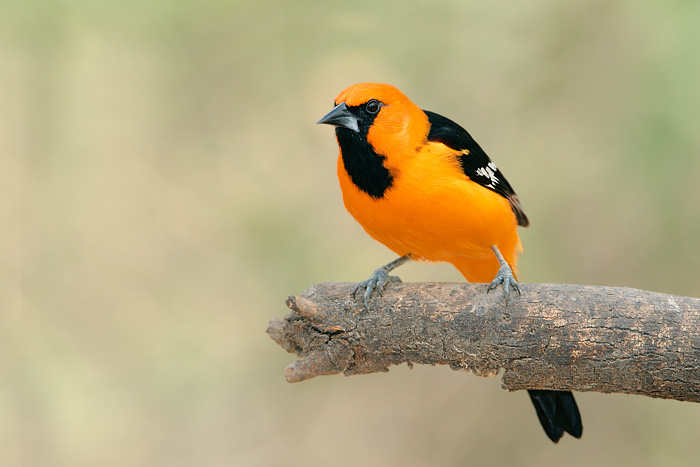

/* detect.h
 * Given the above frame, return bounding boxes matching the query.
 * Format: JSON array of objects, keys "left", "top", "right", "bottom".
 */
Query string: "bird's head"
[{"left": 317, "top": 83, "right": 429, "bottom": 157}]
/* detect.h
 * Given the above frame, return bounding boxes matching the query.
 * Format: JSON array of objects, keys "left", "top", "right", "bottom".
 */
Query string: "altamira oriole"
[{"left": 317, "top": 82, "right": 582, "bottom": 443}]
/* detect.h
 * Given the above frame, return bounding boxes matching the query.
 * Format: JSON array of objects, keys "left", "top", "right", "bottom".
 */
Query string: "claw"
[
  {"left": 487, "top": 263, "right": 521, "bottom": 304},
  {"left": 353, "top": 269, "right": 401, "bottom": 308},
  {"left": 487, "top": 245, "right": 522, "bottom": 304},
  {"left": 351, "top": 255, "right": 411, "bottom": 309}
]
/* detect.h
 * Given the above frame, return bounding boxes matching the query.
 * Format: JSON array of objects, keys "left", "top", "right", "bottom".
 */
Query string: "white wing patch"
[{"left": 476, "top": 162, "right": 499, "bottom": 189}]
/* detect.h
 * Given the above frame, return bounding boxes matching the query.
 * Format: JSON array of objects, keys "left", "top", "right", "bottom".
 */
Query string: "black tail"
[{"left": 528, "top": 390, "right": 583, "bottom": 443}]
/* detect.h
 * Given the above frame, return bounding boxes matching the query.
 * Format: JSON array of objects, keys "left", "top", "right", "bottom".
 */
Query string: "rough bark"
[{"left": 267, "top": 282, "right": 700, "bottom": 402}]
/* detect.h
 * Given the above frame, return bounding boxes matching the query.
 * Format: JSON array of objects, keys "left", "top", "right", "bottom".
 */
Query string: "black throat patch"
[{"left": 336, "top": 126, "right": 393, "bottom": 199}]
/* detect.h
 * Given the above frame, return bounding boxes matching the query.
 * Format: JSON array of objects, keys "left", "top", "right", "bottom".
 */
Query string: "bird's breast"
[{"left": 337, "top": 148, "right": 519, "bottom": 262}]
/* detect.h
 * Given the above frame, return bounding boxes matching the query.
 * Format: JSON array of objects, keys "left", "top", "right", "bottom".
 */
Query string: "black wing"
[{"left": 425, "top": 110, "right": 529, "bottom": 227}]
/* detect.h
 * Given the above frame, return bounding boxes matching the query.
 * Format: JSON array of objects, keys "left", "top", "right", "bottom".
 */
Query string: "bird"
[{"left": 317, "top": 82, "right": 582, "bottom": 442}]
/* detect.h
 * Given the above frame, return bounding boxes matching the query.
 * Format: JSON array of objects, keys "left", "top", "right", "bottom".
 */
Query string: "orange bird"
[{"left": 318, "top": 82, "right": 582, "bottom": 443}]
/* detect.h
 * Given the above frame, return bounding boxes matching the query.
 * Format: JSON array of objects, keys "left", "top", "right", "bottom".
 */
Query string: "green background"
[{"left": 5, "top": 0, "right": 700, "bottom": 465}]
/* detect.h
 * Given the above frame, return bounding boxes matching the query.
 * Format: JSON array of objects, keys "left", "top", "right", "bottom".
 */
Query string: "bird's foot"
[
  {"left": 352, "top": 268, "right": 402, "bottom": 308},
  {"left": 487, "top": 263, "right": 521, "bottom": 304}
]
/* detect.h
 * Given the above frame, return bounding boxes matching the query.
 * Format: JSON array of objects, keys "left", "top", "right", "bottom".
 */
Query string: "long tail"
[{"left": 528, "top": 390, "right": 583, "bottom": 443}]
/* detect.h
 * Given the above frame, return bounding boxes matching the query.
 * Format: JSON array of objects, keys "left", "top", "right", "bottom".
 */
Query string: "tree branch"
[{"left": 267, "top": 282, "right": 700, "bottom": 402}]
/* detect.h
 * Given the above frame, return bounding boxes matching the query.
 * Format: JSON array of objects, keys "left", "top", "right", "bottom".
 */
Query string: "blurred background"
[{"left": 4, "top": 0, "right": 700, "bottom": 465}]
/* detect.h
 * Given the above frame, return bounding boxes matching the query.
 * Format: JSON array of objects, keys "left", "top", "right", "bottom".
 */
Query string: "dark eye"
[{"left": 365, "top": 99, "right": 381, "bottom": 114}]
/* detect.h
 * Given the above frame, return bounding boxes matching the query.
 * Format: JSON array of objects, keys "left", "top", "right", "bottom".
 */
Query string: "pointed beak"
[{"left": 317, "top": 102, "right": 359, "bottom": 132}]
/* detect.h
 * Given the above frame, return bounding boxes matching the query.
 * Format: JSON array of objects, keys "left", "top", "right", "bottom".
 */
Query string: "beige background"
[{"left": 5, "top": 0, "right": 700, "bottom": 465}]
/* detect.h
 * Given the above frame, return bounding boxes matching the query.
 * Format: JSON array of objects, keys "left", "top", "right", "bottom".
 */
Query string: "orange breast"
[{"left": 337, "top": 142, "right": 521, "bottom": 283}]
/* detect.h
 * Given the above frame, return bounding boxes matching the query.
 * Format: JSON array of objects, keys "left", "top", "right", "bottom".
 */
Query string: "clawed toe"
[
  {"left": 487, "top": 265, "right": 521, "bottom": 304},
  {"left": 487, "top": 245, "right": 522, "bottom": 304},
  {"left": 350, "top": 255, "right": 411, "bottom": 308},
  {"left": 352, "top": 269, "right": 401, "bottom": 307}
]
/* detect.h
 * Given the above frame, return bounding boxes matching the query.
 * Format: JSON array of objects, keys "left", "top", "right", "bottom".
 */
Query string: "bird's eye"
[{"left": 365, "top": 99, "right": 381, "bottom": 114}]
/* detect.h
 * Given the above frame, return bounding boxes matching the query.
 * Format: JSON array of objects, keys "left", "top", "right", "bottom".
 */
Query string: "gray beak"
[{"left": 317, "top": 102, "right": 359, "bottom": 132}]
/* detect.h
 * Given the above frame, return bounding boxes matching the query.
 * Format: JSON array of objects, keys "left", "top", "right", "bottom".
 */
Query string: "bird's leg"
[
  {"left": 487, "top": 245, "right": 521, "bottom": 303},
  {"left": 353, "top": 255, "right": 412, "bottom": 307}
]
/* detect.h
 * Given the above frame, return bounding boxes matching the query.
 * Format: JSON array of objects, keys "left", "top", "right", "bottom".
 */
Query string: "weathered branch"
[{"left": 267, "top": 282, "right": 700, "bottom": 402}]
